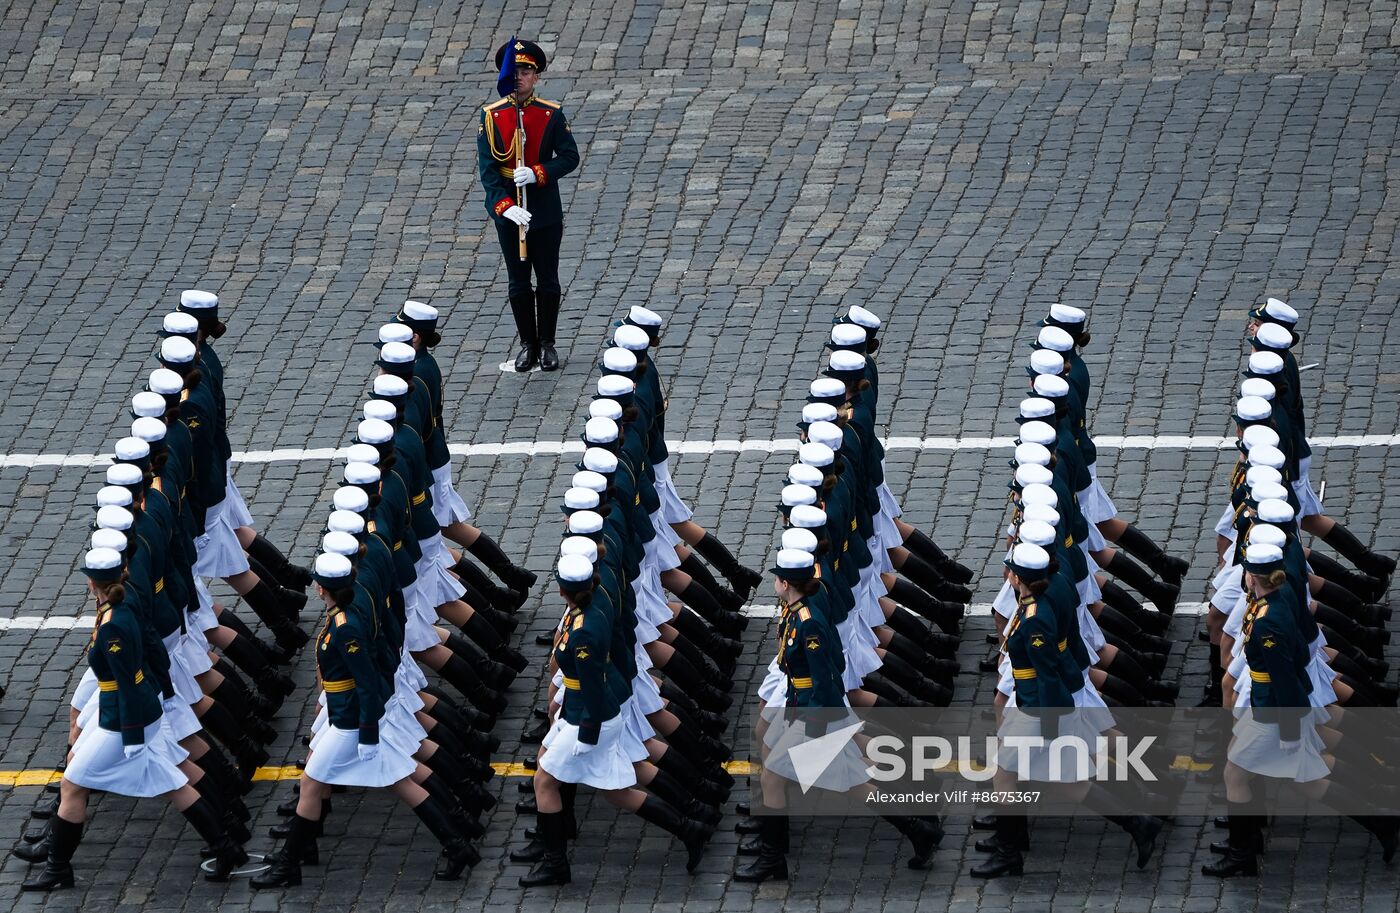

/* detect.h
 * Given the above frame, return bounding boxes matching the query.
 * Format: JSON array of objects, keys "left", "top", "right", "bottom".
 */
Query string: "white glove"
[
  {"left": 1278, "top": 739, "right": 1301, "bottom": 753},
  {"left": 358, "top": 743, "right": 379, "bottom": 762},
  {"left": 513, "top": 166, "right": 537, "bottom": 187},
  {"left": 503, "top": 206, "right": 532, "bottom": 227},
  {"left": 123, "top": 743, "right": 145, "bottom": 760},
  {"left": 571, "top": 740, "right": 596, "bottom": 757}
]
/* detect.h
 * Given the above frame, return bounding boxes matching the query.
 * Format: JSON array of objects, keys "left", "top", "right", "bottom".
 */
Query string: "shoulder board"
[
  {"left": 571, "top": 614, "right": 584, "bottom": 630},
  {"left": 1023, "top": 600, "right": 1037, "bottom": 617},
  {"left": 533, "top": 98, "right": 561, "bottom": 110},
  {"left": 485, "top": 98, "right": 512, "bottom": 112},
  {"left": 151, "top": 478, "right": 164, "bottom": 493},
  {"left": 332, "top": 611, "right": 347, "bottom": 627},
  {"left": 797, "top": 607, "right": 811, "bottom": 622}
]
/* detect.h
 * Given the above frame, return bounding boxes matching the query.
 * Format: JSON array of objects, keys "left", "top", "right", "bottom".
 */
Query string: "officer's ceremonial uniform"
[{"left": 479, "top": 38, "right": 580, "bottom": 372}]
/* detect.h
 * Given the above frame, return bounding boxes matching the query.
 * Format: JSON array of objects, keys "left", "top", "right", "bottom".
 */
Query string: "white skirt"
[
  {"left": 67, "top": 720, "right": 190, "bottom": 797},
  {"left": 762, "top": 702, "right": 869, "bottom": 790},
  {"left": 621, "top": 696, "right": 658, "bottom": 747},
  {"left": 629, "top": 570, "right": 670, "bottom": 643},
  {"left": 160, "top": 632, "right": 206, "bottom": 706},
  {"left": 836, "top": 615, "right": 882, "bottom": 689},
  {"left": 1227, "top": 712, "right": 1329, "bottom": 782},
  {"left": 222, "top": 473, "right": 254, "bottom": 529},
  {"left": 539, "top": 715, "right": 640, "bottom": 789},
  {"left": 305, "top": 725, "right": 417, "bottom": 787},
  {"left": 759, "top": 658, "right": 788, "bottom": 709},
  {"left": 398, "top": 647, "right": 429, "bottom": 692},
  {"left": 1214, "top": 564, "right": 1245, "bottom": 624},
  {"left": 995, "top": 701, "right": 1108, "bottom": 783},
  {"left": 1083, "top": 463, "right": 1118, "bottom": 522},
  {"left": 632, "top": 665, "right": 665, "bottom": 715},
  {"left": 430, "top": 464, "right": 474, "bottom": 525},
  {"left": 1076, "top": 543, "right": 1103, "bottom": 604},
  {"left": 381, "top": 696, "right": 430, "bottom": 757},
  {"left": 1076, "top": 599, "right": 1106, "bottom": 656},
  {"left": 193, "top": 505, "right": 250, "bottom": 578},
  {"left": 992, "top": 579, "right": 1017, "bottom": 620},
  {"left": 1078, "top": 502, "right": 1108, "bottom": 552},
  {"left": 1214, "top": 504, "right": 1239, "bottom": 540},
  {"left": 192, "top": 579, "right": 220, "bottom": 632},
  {"left": 161, "top": 694, "right": 204, "bottom": 742},
  {"left": 874, "top": 507, "right": 902, "bottom": 554},
  {"left": 856, "top": 562, "right": 888, "bottom": 629},
  {"left": 877, "top": 476, "right": 903, "bottom": 518},
  {"left": 1292, "top": 455, "right": 1323, "bottom": 517},
  {"left": 653, "top": 458, "right": 694, "bottom": 524},
  {"left": 72, "top": 668, "right": 99, "bottom": 712},
  {"left": 414, "top": 538, "right": 467, "bottom": 607},
  {"left": 402, "top": 582, "right": 443, "bottom": 652}
]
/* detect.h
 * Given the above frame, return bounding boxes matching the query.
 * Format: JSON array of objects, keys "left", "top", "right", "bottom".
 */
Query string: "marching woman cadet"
[
  {"left": 610, "top": 315, "right": 764, "bottom": 607},
  {"left": 384, "top": 307, "right": 538, "bottom": 605},
  {"left": 1205, "top": 543, "right": 1398, "bottom": 877},
  {"left": 156, "top": 336, "right": 308, "bottom": 656},
  {"left": 253, "top": 553, "right": 478, "bottom": 888},
  {"left": 23, "top": 548, "right": 246, "bottom": 891},
  {"left": 736, "top": 548, "right": 942, "bottom": 883},
  {"left": 972, "top": 542, "right": 1162, "bottom": 880},
  {"left": 168, "top": 296, "right": 311, "bottom": 592},
  {"left": 521, "top": 554, "right": 714, "bottom": 887}
]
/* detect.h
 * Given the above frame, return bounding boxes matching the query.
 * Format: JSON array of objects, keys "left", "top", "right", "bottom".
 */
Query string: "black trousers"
[{"left": 495, "top": 219, "right": 562, "bottom": 299}]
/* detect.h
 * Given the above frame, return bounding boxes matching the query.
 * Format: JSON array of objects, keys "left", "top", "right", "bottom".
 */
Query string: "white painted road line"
[
  {"left": 3, "top": 602, "right": 1213, "bottom": 630},
  {"left": 2, "top": 434, "right": 1398, "bottom": 469}
]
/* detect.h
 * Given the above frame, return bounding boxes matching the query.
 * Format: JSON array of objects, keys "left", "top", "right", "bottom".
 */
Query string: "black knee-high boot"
[
  {"left": 215, "top": 611, "right": 289, "bottom": 667},
  {"left": 660, "top": 650, "right": 731, "bottom": 712},
  {"left": 195, "top": 738, "right": 252, "bottom": 798},
  {"left": 657, "top": 677, "right": 702, "bottom": 716},
  {"left": 897, "top": 552, "right": 973, "bottom": 604},
  {"left": 902, "top": 527, "right": 975, "bottom": 584},
  {"left": 245, "top": 556, "right": 309, "bottom": 616},
  {"left": 20, "top": 815, "right": 82, "bottom": 891},
  {"left": 645, "top": 768, "right": 719, "bottom": 824},
  {"left": 734, "top": 813, "right": 789, "bottom": 881},
  {"left": 669, "top": 609, "right": 742, "bottom": 670},
  {"left": 1202, "top": 801, "right": 1261, "bottom": 877},
  {"left": 1315, "top": 606, "right": 1389, "bottom": 657},
  {"left": 452, "top": 554, "right": 526, "bottom": 612},
  {"left": 970, "top": 816, "right": 1026, "bottom": 878},
  {"left": 424, "top": 696, "right": 500, "bottom": 748},
  {"left": 882, "top": 815, "right": 944, "bottom": 869},
  {"left": 1200, "top": 644, "right": 1224, "bottom": 707},
  {"left": 655, "top": 745, "right": 730, "bottom": 803},
  {"left": 663, "top": 717, "right": 732, "bottom": 766},
  {"left": 461, "top": 612, "right": 529, "bottom": 673},
  {"left": 1322, "top": 523, "right": 1397, "bottom": 581},
  {"left": 885, "top": 606, "right": 962, "bottom": 655},
  {"left": 635, "top": 794, "right": 712, "bottom": 872},
  {"left": 678, "top": 553, "right": 742, "bottom": 611},
  {"left": 1113, "top": 524, "right": 1190, "bottom": 585},
  {"left": 692, "top": 532, "right": 763, "bottom": 600},
  {"left": 183, "top": 797, "right": 248, "bottom": 881},
  {"left": 1316, "top": 580, "right": 1387, "bottom": 626},
  {"left": 443, "top": 631, "right": 516, "bottom": 688},
  {"left": 1098, "top": 579, "right": 1172, "bottom": 634},
  {"left": 466, "top": 533, "right": 536, "bottom": 592},
  {"left": 519, "top": 809, "right": 571, "bottom": 886},
  {"left": 241, "top": 579, "right": 309, "bottom": 653},
  {"left": 421, "top": 765, "right": 492, "bottom": 828},
  {"left": 1105, "top": 552, "right": 1180, "bottom": 613},
  {"left": 246, "top": 534, "right": 312, "bottom": 590},
  {"left": 208, "top": 679, "right": 276, "bottom": 744},
  {"left": 220, "top": 634, "right": 295, "bottom": 703},
  {"left": 252, "top": 813, "right": 317, "bottom": 887},
  {"left": 1308, "top": 551, "right": 1387, "bottom": 602},
  {"left": 673, "top": 579, "right": 747, "bottom": 636},
  {"left": 669, "top": 633, "right": 730, "bottom": 688},
  {"left": 877, "top": 651, "right": 953, "bottom": 703},
  {"left": 887, "top": 578, "right": 964, "bottom": 634},
  {"left": 437, "top": 653, "right": 509, "bottom": 715},
  {"left": 1097, "top": 606, "right": 1172, "bottom": 654},
  {"left": 412, "top": 793, "right": 480, "bottom": 880},
  {"left": 1095, "top": 671, "right": 1147, "bottom": 706}
]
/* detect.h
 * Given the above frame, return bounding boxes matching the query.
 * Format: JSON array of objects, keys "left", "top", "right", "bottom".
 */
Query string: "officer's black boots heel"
[
  {"left": 537, "top": 291, "right": 561, "bottom": 371},
  {"left": 20, "top": 816, "right": 81, "bottom": 891},
  {"left": 970, "top": 817, "right": 1027, "bottom": 879},
  {"left": 733, "top": 815, "right": 789, "bottom": 882},
  {"left": 519, "top": 810, "right": 572, "bottom": 886},
  {"left": 511, "top": 292, "right": 539, "bottom": 371},
  {"left": 413, "top": 794, "right": 480, "bottom": 880}
]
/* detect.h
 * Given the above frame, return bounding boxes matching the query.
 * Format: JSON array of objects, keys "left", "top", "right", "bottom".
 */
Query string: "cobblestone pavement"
[{"left": 2, "top": 1, "right": 1400, "bottom": 910}]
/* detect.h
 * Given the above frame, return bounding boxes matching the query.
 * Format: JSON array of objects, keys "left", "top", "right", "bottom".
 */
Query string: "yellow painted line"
[{"left": 1, "top": 759, "right": 760, "bottom": 788}]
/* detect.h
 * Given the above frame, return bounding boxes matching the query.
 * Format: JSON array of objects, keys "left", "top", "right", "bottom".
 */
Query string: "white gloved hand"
[
  {"left": 513, "top": 166, "right": 537, "bottom": 187},
  {"left": 358, "top": 743, "right": 380, "bottom": 762},
  {"left": 571, "top": 740, "right": 597, "bottom": 757},
  {"left": 1278, "top": 739, "right": 1301, "bottom": 753},
  {"left": 123, "top": 743, "right": 145, "bottom": 760},
  {"left": 503, "top": 206, "right": 532, "bottom": 227}
]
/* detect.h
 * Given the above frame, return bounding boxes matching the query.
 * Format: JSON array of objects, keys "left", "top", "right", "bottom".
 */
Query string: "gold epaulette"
[
  {"left": 797, "top": 606, "right": 811, "bottom": 622},
  {"left": 533, "top": 97, "right": 561, "bottom": 110},
  {"left": 484, "top": 97, "right": 512, "bottom": 112},
  {"left": 332, "top": 611, "right": 347, "bottom": 626}
]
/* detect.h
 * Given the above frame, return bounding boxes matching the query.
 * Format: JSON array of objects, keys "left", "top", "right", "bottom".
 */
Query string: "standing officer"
[{"left": 479, "top": 38, "right": 581, "bottom": 373}]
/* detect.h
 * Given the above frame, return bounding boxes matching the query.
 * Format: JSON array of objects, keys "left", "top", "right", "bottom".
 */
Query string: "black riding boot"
[
  {"left": 1114, "top": 524, "right": 1190, "bottom": 585},
  {"left": 692, "top": 533, "right": 764, "bottom": 601},
  {"left": 183, "top": 797, "right": 248, "bottom": 881},
  {"left": 887, "top": 577, "right": 964, "bottom": 634},
  {"left": 536, "top": 290, "right": 561, "bottom": 371},
  {"left": 246, "top": 534, "right": 312, "bottom": 589},
  {"left": 898, "top": 552, "right": 973, "bottom": 604},
  {"left": 733, "top": 813, "right": 789, "bottom": 882},
  {"left": 519, "top": 809, "right": 572, "bottom": 886},
  {"left": 1106, "top": 552, "right": 1180, "bottom": 613},
  {"left": 511, "top": 292, "right": 539, "bottom": 371},
  {"left": 1322, "top": 523, "right": 1397, "bottom": 581},
  {"left": 902, "top": 527, "right": 975, "bottom": 584},
  {"left": 678, "top": 553, "right": 743, "bottom": 612},
  {"left": 20, "top": 815, "right": 82, "bottom": 891},
  {"left": 452, "top": 554, "right": 527, "bottom": 611}
]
